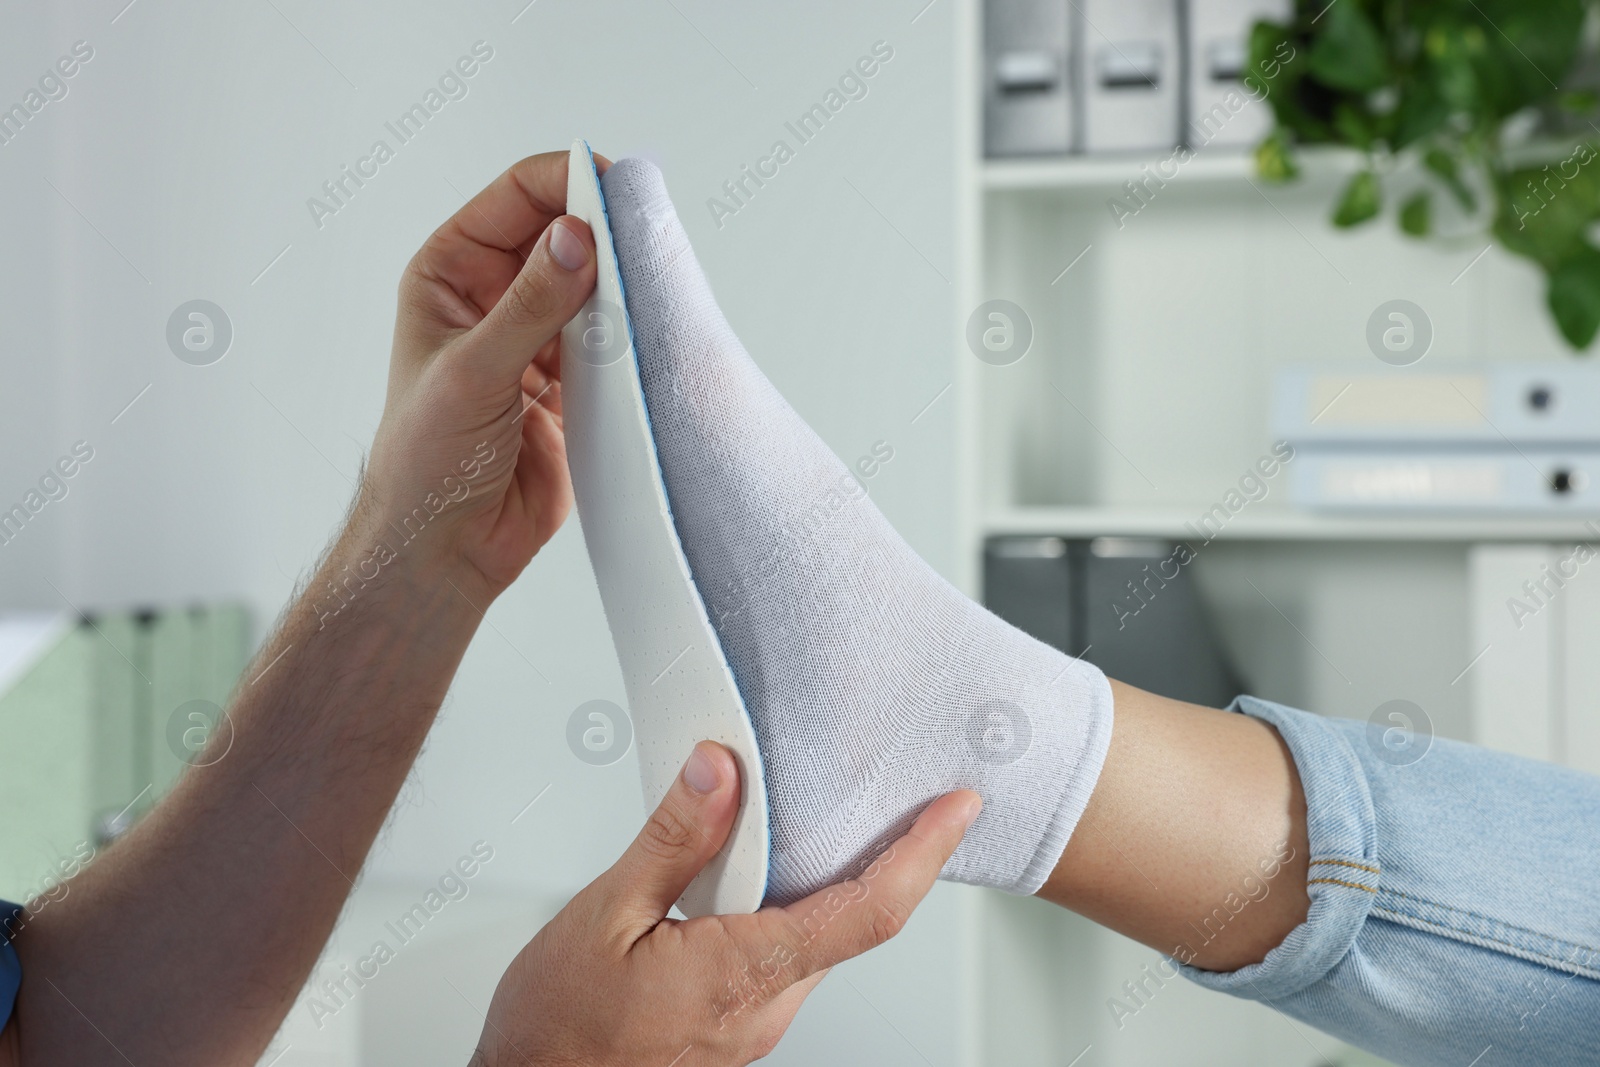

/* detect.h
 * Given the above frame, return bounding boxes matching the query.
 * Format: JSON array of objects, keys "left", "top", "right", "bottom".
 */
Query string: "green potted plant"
[{"left": 1250, "top": 0, "right": 1600, "bottom": 347}]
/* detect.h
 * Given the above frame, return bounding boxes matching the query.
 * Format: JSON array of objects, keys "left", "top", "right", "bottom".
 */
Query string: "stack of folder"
[
  {"left": 1272, "top": 366, "right": 1600, "bottom": 513},
  {"left": 984, "top": 0, "right": 1291, "bottom": 157}
]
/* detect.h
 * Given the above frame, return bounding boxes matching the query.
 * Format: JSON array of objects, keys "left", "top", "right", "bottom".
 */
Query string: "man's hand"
[
  {"left": 363, "top": 150, "right": 604, "bottom": 596},
  {"left": 472, "top": 744, "right": 980, "bottom": 1067}
]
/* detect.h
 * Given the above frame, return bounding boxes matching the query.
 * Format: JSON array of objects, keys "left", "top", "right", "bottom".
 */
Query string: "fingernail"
[
  {"left": 682, "top": 744, "right": 721, "bottom": 795},
  {"left": 548, "top": 219, "right": 588, "bottom": 271}
]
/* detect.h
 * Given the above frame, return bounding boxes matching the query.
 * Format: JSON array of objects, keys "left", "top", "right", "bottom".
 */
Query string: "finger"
[
  {"left": 521, "top": 382, "right": 562, "bottom": 428},
  {"left": 533, "top": 331, "right": 562, "bottom": 378},
  {"left": 412, "top": 152, "right": 572, "bottom": 318},
  {"left": 457, "top": 152, "right": 570, "bottom": 248},
  {"left": 523, "top": 334, "right": 562, "bottom": 391},
  {"left": 587, "top": 741, "right": 742, "bottom": 939},
  {"left": 520, "top": 338, "right": 561, "bottom": 408},
  {"left": 464, "top": 213, "right": 596, "bottom": 379},
  {"left": 777, "top": 792, "right": 981, "bottom": 980}
]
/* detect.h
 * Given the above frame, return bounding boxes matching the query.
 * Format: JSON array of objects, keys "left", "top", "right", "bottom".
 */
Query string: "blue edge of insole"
[{"left": 584, "top": 142, "right": 772, "bottom": 908}]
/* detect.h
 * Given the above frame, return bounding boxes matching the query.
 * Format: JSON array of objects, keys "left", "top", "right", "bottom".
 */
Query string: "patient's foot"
[{"left": 601, "top": 159, "right": 1113, "bottom": 905}]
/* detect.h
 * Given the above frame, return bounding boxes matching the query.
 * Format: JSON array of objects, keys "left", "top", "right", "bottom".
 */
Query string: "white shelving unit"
[
  {"left": 948, "top": 3, "right": 1598, "bottom": 1066},
  {"left": 978, "top": 145, "right": 1365, "bottom": 191},
  {"left": 985, "top": 504, "right": 1600, "bottom": 543},
  {"left": 981, "top": 151, "right": 1256, "bottom": 189}
]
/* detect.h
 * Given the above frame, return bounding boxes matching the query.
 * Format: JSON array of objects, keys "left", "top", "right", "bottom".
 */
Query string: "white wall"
[{"left": 0, "top": 8, "right": 74, "bottom": 605}]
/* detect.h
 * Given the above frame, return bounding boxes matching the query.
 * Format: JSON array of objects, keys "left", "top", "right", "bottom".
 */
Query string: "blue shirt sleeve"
[{"left": 0, "top": 900, "right": 21, "bottom": 1033}]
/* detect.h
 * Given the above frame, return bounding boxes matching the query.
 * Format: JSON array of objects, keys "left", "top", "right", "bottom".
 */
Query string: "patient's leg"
[
  {"left": 1037, "top": 680, "right": 1309, "bottom": 972},
  {"left": 1050, "top": 683, "right": 1600, "bottom": 1065}
]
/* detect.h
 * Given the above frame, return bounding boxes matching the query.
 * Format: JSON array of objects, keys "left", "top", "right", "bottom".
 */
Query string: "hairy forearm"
[
  {"left": 10, "top": 512, "right": 488, "bottom": 1066},
  {"left": 1039, "top": 680, "right": 1310, "bottom": 972}
]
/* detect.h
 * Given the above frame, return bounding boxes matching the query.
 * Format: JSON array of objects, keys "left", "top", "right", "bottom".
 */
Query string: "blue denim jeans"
[{"left": 1181, "top": 696, "right": 1600, "bottom": 1066}]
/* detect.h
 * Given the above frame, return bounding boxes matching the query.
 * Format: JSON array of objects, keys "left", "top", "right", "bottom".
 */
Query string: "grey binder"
[
  {"left": 984, "top": 535, "right": 1241, "bottom": 708},
  {"left": 1186, "top": 0, "right": 1291, "bottom": 149},
  {"left": 1080, "top": 0, "right": 1181, "bottom": 153},
  {"left": 984, "top": 0, "right": 1075, "bottom": 156}
]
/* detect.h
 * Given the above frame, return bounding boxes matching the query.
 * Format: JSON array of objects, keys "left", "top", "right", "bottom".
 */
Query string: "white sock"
[{"left": 600, "top": 159, "right": 1114, "bottom": 905}]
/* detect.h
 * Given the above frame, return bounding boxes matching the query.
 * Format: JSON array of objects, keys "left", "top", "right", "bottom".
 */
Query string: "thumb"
[
  {"left": 589, "top": 741, "right": 742, "bottom": 939},
  {"left": 469, "top": 215, "right": 596, "bottom": 379}
]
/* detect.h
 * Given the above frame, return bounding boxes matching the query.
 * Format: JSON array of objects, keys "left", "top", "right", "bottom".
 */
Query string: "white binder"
[
  {"left": 984, "top": 0, "right": 1075, "bottom": 156},
  {"left": 1272, "top": 365, "right": 1600, "bottom": 445},
  {"left": 1080, "top": 0, "right": 1181, "bottom": 153},
  {"left": 1186, "top": 0, "right": 1292, "bottom": 149},
  {"left": 1289, "top": 447, "right": 1600, "bottom": 513}
]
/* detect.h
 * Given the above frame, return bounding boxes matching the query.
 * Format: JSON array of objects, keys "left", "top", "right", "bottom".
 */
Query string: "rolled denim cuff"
[{"left": 1178, "top": 696, "right": 1379, "bottom": 1000}]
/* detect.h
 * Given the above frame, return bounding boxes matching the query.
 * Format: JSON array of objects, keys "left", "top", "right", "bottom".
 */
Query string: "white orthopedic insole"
[{"left": 560, "top": 140, "right": 769, "bottom": 916}]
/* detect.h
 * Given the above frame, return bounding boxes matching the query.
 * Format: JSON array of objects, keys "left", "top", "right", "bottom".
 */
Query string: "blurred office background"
[{"left": 2, "top": 0, "right": 1598, "bottom": 1064}]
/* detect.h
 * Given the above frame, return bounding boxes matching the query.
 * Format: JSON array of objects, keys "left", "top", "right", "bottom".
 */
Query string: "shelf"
[
  {"left": 979, "top": 145, "right": 1362, "bottom": 192},
  {"left": 982, "top": 151, "right": 1252, "bottom": 190},
  {"left": 983, "top": 505, "right": 1600, "bottom": 543}
]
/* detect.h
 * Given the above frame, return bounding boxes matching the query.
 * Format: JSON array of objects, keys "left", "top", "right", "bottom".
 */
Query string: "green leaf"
[
  {"left": 1390, "top": 80, "right": 1450, "bottom": 150},
  {"left": 1255, "top": 129, "right": 1300, "bottom": 183},
  {"left": 1423, "top": 148, "right": 1477, "bottom": 212},
  {"left": 1559, "top": 90, "right": 1599, "bottom": 114},
  {"left": 1424, "top": 27, "right": 1480, "bottom": 113},
  {"left": 1547, "top": 249, "right": 1600, "bottom": 349},
  {"left": 1467, "top": 0, "right": 1587, "bottom": 117},
  {"left": 1332, "top": 169, "right": 1381, "bottom": 227},
  {"left": 1399, "top": 190, "right": 1432, "bottom": 235},
  {"left": 1309, "top": 1, "right": 1389, "bottom": 93},
  {"left": 1332, "top": 102, "right": 1376, "bottom": 150},
  {"left": 1494, "top": 147, "right": 1600, "bottom": 271},
  {"left": 1248, "top": 20, "right": 1333, "bottom": 145},
  {"left": 1245, "top": 19, "right": 1297, "bottom": 92}
]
